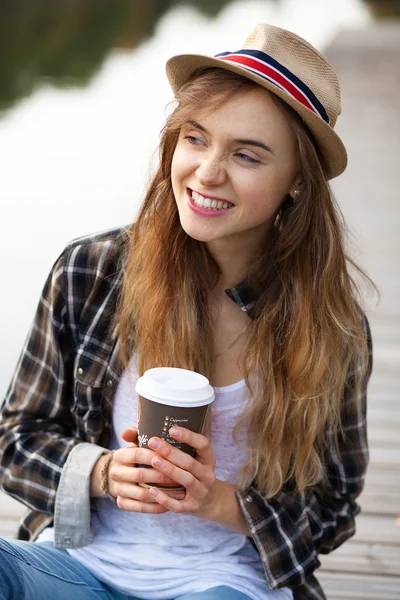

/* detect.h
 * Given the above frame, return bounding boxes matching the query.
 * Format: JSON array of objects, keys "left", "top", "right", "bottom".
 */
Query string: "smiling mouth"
[{"left": 190, "top": 189, "right": 234, "bottom": 211}]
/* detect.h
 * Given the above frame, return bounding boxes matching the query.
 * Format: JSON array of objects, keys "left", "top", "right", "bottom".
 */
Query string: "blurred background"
[
  {"left": 0, "top": 1, "right": 399, "bottom": 598},
  {"left": 0, "top": 0, "right": 398, "bottom": 397}
]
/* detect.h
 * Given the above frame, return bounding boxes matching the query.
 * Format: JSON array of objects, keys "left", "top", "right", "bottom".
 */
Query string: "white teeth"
[{"left": 190, "top": 190, "right": 233, "bottom": 211}]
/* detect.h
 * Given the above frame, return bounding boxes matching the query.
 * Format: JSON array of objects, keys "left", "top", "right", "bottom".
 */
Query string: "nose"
[{"left": 195, "top": 152, "right": 226, "bottom": 187}]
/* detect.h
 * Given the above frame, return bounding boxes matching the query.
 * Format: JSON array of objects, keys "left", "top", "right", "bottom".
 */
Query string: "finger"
[
  {"left": 164, "top": 488, "right": 187, "bottom": 500},
  {"left": 168, "top": 427, "right": 215, "bottom": 465},
  {"left": 148, "top": 487, "right": 198, "bottom": 514},
  {"left": 148, "top": 437, "right": 212, "bottom": 483},
  {"left": 113, "top": 446, "right": 159, "bottom": 467},
  {"left": 150, "top": 453, "right": 208, "bottom": 496},
  {"left": 114, "top": 481, "right": 186, "bottom": 504},
  {"left": 117, "top": 495, "right": 169, "bottom": 514},
  {"left": 110, "top": 464, "right": 179, "bottom": 487},
  {"left": 121, "top": 427, "right": 138, "bottom": 443}
]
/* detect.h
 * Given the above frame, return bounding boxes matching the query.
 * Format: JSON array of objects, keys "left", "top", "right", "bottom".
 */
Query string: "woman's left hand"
[{"left": 147, "top": 427, "right": 217, "bottom": 519}]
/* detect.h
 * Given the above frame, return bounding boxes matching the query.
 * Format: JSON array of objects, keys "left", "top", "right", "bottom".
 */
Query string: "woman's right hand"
[{"left": 106, "top": 427, "right": 186, "bottom": 513}]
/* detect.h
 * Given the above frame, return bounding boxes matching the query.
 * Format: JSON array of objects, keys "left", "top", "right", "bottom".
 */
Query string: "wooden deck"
[
  {"left": 1, "top": 20, "right": 399, "bottom": 600},
  {"left": 315, "top": 21, "right": 400, "bottom": 598}
]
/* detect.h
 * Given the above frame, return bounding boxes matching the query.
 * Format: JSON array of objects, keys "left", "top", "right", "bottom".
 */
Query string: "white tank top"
[{"left": 68, "top": 359, "right": 293, "bottom": 600}]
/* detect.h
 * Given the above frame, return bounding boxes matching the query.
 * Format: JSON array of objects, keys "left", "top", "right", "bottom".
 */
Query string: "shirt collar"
[{"left": 225, "top": 279, "right": 256, "bottom": 316}]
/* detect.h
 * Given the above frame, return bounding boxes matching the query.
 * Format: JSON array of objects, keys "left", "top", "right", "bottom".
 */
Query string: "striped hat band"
[{"left": 215, "top": 49, "right": 330, "bottom": 126}]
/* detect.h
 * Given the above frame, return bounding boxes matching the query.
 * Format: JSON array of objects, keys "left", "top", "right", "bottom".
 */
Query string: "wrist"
[
  {"left": 90, "top": 452, "right": 115, "bottom": 499},
  {"left": 100, "top": 450, "right": 118, "bottom": 502},
  {"left": 199, "top": 479, "right": 226, "bottom": 522},
  {"left": 199, "top": 479, "right": 251, "bottom": 536}
]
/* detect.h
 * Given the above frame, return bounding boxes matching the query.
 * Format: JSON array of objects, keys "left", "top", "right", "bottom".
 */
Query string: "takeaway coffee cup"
[{"left": 135, "top": 367, "right": 215, "bottom": 490}]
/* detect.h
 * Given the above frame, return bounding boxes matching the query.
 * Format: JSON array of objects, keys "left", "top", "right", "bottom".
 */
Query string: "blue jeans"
[{"left": 0, "top": 538, "right": 253, "bottom": 600}]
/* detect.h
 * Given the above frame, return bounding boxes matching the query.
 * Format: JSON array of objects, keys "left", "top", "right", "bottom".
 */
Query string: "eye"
[
  {"left": 235, "top": 152, "right": 260, "bottom": 164},
  {"left": 183, "top": 135, "right": 202, "bottom": 146}
]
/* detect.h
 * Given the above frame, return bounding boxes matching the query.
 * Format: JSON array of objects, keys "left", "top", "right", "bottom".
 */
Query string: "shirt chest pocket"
[{"left": 72, "top": 341, "right": 116, "bottom": 442}]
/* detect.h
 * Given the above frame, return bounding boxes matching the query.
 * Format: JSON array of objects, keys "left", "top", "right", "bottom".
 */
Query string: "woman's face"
[{"left": 171, "top": 87, "right": 300, "bottom": 252}]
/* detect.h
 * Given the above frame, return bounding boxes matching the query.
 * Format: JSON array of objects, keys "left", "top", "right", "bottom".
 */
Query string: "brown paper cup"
[{"left": 135, "top": 367, "right": 215, "bottom": 490}]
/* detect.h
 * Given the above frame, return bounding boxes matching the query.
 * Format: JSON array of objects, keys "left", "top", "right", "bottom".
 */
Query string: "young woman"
[{"left": 0, "top": 23, "right": 373, "bottom": 600}]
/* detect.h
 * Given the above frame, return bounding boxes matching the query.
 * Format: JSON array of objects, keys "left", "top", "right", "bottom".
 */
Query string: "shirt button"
[
  {"left": 63, "top": 535, "right": 72, "bottom": 546},
  {"left": 246, "top": 495, "right": 253, "bottom": 503},
  {"left": 106, "top": 379, "right": 113, "bottom": 387},
  {"left": 77, "top": 368, "right": 83, "bottom": 376}
]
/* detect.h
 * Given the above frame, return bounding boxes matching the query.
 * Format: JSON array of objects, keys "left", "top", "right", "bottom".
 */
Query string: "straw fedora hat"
[{"left": 166, "top": 23, "right": 347, "bottom": 180}]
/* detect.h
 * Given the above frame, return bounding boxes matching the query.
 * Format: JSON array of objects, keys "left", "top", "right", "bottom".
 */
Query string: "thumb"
[{"left": 121, "top": 427, "right": 138, "bottom": 443}]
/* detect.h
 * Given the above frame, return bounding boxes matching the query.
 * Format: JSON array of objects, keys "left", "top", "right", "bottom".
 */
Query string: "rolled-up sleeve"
[{"left": 54, "top": 442, "right": 108, "bottom": 547}]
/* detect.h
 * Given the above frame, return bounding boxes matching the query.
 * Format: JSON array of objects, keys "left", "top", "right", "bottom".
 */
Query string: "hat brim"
[{"left": 166, "top": 53, "right": 347, "bottom": 180}]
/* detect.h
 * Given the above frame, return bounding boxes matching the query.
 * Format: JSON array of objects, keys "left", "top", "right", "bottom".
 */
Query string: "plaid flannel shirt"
[{"left": 0, "top": 227, "right": 372, "bottom": 600}]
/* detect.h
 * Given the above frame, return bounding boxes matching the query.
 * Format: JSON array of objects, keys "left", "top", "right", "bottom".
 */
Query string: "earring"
[{"left": 292, "top": 189, "right": 300, "bottom": 202}]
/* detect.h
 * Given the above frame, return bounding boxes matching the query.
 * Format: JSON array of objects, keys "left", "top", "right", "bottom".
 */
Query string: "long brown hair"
[{"left": 118, "top": 69, "right": 374, "bottom": 497}]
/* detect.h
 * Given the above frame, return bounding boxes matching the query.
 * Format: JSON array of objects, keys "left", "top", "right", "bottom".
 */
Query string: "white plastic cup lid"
[{"left": 135, "top": 367, "right": 215, "bottom": 407}]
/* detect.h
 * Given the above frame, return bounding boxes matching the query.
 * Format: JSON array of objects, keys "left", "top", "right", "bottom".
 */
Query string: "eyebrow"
[{"left": 185, "top": 119, "right": 275, "bottom": 155}]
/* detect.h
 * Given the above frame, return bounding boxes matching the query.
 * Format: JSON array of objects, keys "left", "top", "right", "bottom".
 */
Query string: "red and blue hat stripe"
[{"left": 215, "top": 49, "right": 330, "bottom": 126}]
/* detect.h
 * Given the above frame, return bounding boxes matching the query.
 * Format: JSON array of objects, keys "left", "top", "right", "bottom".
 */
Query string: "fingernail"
[
  {"left": 150, "top": 488, "right": 159, "bottom": 497},
  {"left": 149, "top": 438, "right": 160, "bottom": 449},
  {"left": 169, "top": 427, "right": 180, "bottom": 438},
  {"left": 176, "top": 491, "right": 185, "bottom": 500},
  {"left": 153, "top": 457, "right": 164, "bottom": 468}
]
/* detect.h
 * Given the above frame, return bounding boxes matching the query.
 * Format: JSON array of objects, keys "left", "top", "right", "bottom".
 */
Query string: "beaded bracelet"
[{"left": 100, "top": 450, "right": 117, "bottom": 503}]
